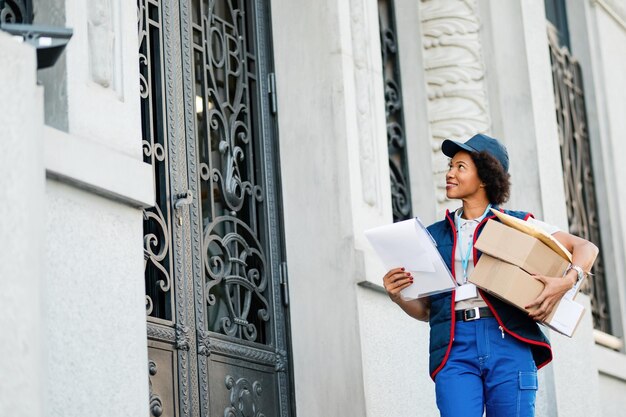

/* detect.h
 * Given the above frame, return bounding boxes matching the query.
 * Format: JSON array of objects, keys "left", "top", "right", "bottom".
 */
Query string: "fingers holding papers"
[{"left": 383, "top": 267, "right": 414, "bottom": 302}]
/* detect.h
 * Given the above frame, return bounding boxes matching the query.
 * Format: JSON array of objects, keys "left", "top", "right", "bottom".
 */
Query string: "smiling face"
[{"left": 445, "top": 151, "right": 486, "bottom": 202}]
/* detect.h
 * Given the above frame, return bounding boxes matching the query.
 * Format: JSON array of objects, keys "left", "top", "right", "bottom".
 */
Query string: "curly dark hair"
[{"left": 470, "top": 151, "right": 511, "bottom": 205}]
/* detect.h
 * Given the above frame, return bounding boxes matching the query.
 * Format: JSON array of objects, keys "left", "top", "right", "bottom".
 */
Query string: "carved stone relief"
[
  {"left": 419, "top": 0, "right": 491, "bottom": 212},
  {"left": 88, "top": 0, "right": 115, "bottom": 89},
  {"left": 350, "top": 0, "right": 380, "bottom": 207}
]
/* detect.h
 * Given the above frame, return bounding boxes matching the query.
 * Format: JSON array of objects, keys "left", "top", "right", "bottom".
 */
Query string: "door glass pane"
[
  {"left": 139, "top": 0, "right": 174, "bottom": 322},
  {"left": 192, "top": 0, "right": 270, "bottom": 345}
]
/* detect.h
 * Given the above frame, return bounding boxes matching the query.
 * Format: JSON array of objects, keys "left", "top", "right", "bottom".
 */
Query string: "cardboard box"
[
  {"left": 474, "top": 220, "right": 570, "bottom": 278},
  {"left": 471, "top": 254, "right": 584, "bottom": 337},
  {"left": 470, "top": 254, "right": 544, "bottom": 311},
  {"left": 469, "top": 220, "right": 585, "bottom": 337}
]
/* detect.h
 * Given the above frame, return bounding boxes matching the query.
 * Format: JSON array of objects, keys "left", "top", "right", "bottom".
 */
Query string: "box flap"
[
  {"left": 475, "top": 220, "right": 570, "bottom": 277},
  {"left": 490, "top": 209, "right": 572, "bottom": 262}
]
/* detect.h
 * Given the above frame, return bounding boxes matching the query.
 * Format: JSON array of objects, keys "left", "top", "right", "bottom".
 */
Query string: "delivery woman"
[{"left": 383, "top": 134, "right": 598, "bottom": 417}]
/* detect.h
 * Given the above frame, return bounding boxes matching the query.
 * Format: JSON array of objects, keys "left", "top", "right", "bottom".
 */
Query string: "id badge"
[{"left": 456, "top": 283, "right": 478, "bottom": 301}]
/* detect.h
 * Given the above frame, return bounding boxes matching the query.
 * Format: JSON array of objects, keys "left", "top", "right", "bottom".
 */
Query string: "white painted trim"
[
  {"left": 594, "top": 0, "right": 626, "bottom": 31},
  {"left": 44, "top": 126, "right": 155, "bottom": 208},
  {"left": 594, "top": 330, "right": 624, "bottom": 351},
  {"left": 595, "top": 344, "right": 626, "bottom": 381}
]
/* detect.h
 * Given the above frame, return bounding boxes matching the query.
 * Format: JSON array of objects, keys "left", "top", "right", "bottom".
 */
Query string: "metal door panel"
[{"left": 140, "top": 0, "right": 293, "bottom": 415}]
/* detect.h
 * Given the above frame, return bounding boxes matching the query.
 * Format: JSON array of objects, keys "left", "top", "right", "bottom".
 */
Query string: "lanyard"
[{"left": 455, "top": 204, "right": 492, "bottom": 283}]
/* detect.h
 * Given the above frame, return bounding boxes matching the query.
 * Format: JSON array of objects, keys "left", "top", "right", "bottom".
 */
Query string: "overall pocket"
[{"left": 517, "top": 370, "right": 538, "bottom": 417}]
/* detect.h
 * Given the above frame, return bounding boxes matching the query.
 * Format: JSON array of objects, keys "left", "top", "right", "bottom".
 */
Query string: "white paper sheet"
[{"left": 365, "top": 218, "right": 457, "bottom": 299}]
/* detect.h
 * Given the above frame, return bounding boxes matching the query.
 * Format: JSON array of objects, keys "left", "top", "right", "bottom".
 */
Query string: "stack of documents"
[{"left": 365, "top": 218, "right": 456, "bottom": 300}]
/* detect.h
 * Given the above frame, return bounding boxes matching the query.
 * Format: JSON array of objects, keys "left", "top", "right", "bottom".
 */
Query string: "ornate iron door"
[{"left": 139, "top": 1, "right": 292, "bottom": 416}]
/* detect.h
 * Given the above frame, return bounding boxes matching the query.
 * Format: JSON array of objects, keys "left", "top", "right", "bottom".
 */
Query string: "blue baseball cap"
[{"left": 441, "top": 133, "right": 509, "bottom": 172}]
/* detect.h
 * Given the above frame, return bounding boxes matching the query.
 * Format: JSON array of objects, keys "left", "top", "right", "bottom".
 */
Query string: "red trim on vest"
[
  {"left": 430, "top": 211, "right": 458, "bottom": 381},
  {"left": 472, "top": 213, "right": 497, "bottom": 261}
]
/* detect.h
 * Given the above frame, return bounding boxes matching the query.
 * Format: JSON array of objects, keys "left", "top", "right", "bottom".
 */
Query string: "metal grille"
[
  {"left": 0, "top": 0, "right": 32, "bottom": 24},
  {"left": 378, "top": 0, "right": 412, "bottom": 222},
  {"left": 139, "top": 0, "right": 174, "bottom": 322},
  {"left": 548, "top": 25, "right": 611, "bottom": 333},
  {"left": 139, "top": 1, "right": 291, "bottom": 416},
  {"left": 191, "top": 0, "right": 270, "bottom": 345}
]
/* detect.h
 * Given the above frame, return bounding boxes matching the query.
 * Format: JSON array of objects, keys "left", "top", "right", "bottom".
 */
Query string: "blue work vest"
[{"left": 426, "top": 208, "right": 552, "bottom": 380}]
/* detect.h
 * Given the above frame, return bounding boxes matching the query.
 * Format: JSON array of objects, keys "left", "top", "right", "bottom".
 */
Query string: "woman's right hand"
[{"left": 383, "top": 267, "right": 413, "bottom": 303}]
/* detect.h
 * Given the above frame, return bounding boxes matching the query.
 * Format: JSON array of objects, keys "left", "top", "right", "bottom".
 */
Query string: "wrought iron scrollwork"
[
  {"left": 203, "top": 217, "right": 269, "bottom": 342},
  {"left": 139, "top": 0, "right": 174, "bottom": 321},
  {"left": 224, "top": 376, "right": 265, "bottom": 417},
  {"left": 193, "top": 0, "right": 271, "bottom": 344},
  {"left": 548, "top": 24, "right": 611, "bottom": 333},
  {"left": 378, "top": 0, "right": 412, "bottom": 222},
  {"left": 0, "top": 0, "right": 33, "bottom": 24},
  {"left": 148, "top": 360, "right": 164, "bottom": 417}
]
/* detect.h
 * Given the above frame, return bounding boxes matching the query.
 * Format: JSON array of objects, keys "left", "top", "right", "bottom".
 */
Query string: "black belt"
[{"left": 455, "top": 307, "right": 494, "bottom": 322}]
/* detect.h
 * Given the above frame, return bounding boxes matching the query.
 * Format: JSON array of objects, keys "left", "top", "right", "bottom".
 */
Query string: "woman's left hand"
[{"left": 525, "top": 274, "right": 574, "bottom": 322}]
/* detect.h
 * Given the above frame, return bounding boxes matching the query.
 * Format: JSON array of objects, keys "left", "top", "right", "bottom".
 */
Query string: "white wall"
[
  {"left": 44, "top": 181, "right": 148, "bottom": 416},
  {"left": 598, "top": 374, "right": 626, "bottom": 416},
  {"left": 0, "top": 32, "right": 45, "bottom": 417},
  {"left": 270, "top": 1, "right": 370, "bottom": 415},
  {"left": 587, "top": 3, "right": 626, "bottom": 415},
  {"left": 594, "top": 5, "right": 626, "bottom": 285},
  {"left": 357, "top": 287, "right": 437, "bottom": 417}
]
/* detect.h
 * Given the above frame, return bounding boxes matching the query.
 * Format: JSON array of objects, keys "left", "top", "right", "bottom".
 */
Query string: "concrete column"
[
  {"left": 270, "top": 0, "right": 390, "bottom": 415},
  {"left": 0, "top": 32, "right": 45, "bottom": 417}
]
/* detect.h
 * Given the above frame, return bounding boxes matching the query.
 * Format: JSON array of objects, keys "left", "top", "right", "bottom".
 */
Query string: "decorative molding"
[
  {"left": 275, "top": 349, "right": 288, "bottom": 373},
  {"left": 197, "top": 335, "right": 277, "bottom": 366},
  {"left": 87, "top": 0, "right": 114, "bottom": 88},
  {"left": 44, "top": 125, "right": 154, "bottom": 208},
  {"left": 197, "top": 330, "right": 212, "bottom": 356},
  {"left": 147, "top": 323, "right": 176, "bottom": 343},
  {"left": 349, "top": 0, "right": 380, "bottom": 207},
  {"left": 175, "top": 323, "right": 191, "bottom": 351},
  {"left": 419, "top": 0, "right": 491, "bottom": 212}
]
